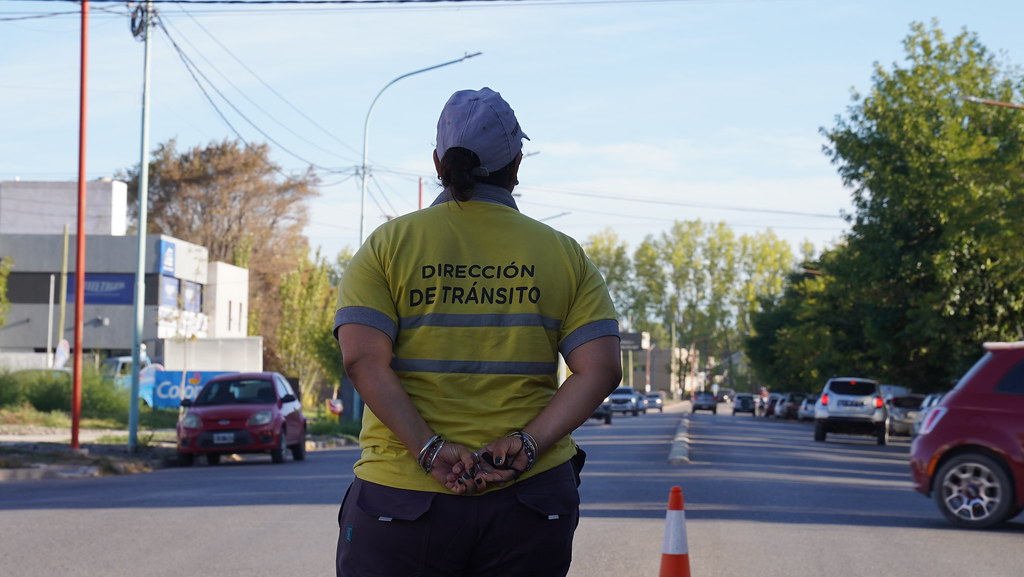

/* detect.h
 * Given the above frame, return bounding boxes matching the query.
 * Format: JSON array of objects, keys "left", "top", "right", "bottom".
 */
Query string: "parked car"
[
  {"left": 813, "top": 377, "right": 888, "bottom": 445},
  {"left": 887, "top": 394, "right": 925, "bottom": 436},
  {"left": 762, "top": 392, "right": 783, "bottom": 418},
  {"left": 797, "top": 394, "right": 818, "bottom": 421},
  {"left": 609, "top": 386, "right": 642, "bottom": 416},
  {"left": 644, "top": 392, "right": 665, "bottom": 413},
  {"left": 691, "top": 391, "right": 717, "bottom": 414},
  {"left": 590, "top": 395, "right": 613, "bottom": 424},
  {"left": 911, "top": 392, "right": 945, "bottom": 438},
  {"left": 176, "top": 372, "right": 307, "bottom": 466},
  {"left": 910, "top": 342, "right": 1024, "bottom": 528},
  {"left": 774, "top": 392, "right": 806, "bottom": 420},
  {"left": 732, "top": 393, "right": 756, "bottom": 416}
]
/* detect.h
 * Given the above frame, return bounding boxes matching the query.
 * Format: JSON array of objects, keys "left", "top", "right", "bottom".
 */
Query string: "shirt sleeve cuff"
[
  {"left": 334, "top": 306, "right": 398, "bottom": 341},
  {"left": 559, "top": 319, "right": 620, "bottom": 357}
]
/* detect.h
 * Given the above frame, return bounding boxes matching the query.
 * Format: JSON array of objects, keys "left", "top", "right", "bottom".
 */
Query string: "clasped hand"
[{"left": 428, "top": 436, "right": 531, "bottom": 496}]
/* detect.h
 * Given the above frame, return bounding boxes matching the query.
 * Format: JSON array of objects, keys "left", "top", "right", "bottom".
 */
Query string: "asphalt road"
[
  {"left": 1, "top": 402, "right": 1021, "bottom": 576},
  {"left": 569, "top": 405, "right": 1024, "bottom": 577}
]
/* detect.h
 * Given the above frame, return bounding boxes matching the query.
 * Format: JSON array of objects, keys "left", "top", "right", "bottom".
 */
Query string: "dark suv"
[
  {"left": 813, "top": 377, "right": 888, "bottom": 445},
  {"left": 910, "top": 342, "right": 1024, "bottom": 528}
]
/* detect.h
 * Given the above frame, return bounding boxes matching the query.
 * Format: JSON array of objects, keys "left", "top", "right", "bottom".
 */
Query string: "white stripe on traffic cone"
[{"left": 659, "top": 485, "right": 690, "bottom": 577}]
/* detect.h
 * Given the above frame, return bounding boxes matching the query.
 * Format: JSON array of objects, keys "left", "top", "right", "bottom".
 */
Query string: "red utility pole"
[{"left": 72, "top": 0, "right": 90, "bottom": 449}]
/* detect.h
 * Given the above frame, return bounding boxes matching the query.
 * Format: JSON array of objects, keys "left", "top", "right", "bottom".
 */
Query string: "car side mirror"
[
  {"left": 181, "top": 399, "right": 193, "bottom": 407},
  {"left": 281, "top": 393, "right": 297, "bottom": 403}
]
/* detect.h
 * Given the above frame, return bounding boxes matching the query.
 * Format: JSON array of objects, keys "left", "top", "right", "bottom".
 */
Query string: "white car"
[
  {"left": 813, "top": 377, "right": 888, "bottom": 445},
  {"left": 797, "top": 394, "right": 818, "bottom": 421},
  {"left": 609, "top": 386, "right": 643, "bottom": 416}
]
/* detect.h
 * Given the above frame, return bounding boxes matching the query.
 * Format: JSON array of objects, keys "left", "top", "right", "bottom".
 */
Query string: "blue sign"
[
  {"left": 152, "top": 370, "right": 236, "bottom": 409},
  {"left": 159, "top": 275, "right": 179, "bottom": 308},
  {"left": 159, "top": 240, "right": 176, "bottom": 276},
  {"left": 65, "top": 273, "right": 135, "bottom": 305}
]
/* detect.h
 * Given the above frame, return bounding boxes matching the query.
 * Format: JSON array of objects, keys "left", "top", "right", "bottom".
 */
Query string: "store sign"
[
  {"left": 160, "top": 240, "right": 176, "bottom": 276},
  {"left": 152, "top": 371, "right": 235, "bottom": 409},
  {"left": 65, "top": 273, "right": 134, "bottom": 305}
]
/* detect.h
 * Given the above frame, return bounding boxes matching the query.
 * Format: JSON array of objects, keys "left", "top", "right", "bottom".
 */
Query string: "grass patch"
[{"left": 0, "top": 405, "right": 71, "bottom": 427}]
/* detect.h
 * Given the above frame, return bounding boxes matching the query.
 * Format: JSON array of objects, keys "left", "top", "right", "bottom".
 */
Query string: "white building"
[{"left": 0, "top": 180, "right": 254, "bottom": 366}]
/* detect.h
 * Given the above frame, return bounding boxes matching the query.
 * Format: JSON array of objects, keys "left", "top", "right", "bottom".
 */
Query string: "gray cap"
[{"left": 435, "top": 87, "right": 529, "bottom": 177}]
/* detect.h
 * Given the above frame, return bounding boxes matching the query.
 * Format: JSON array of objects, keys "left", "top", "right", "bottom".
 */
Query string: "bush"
[
  {"left": 308, "top": 415, "right": 361, "bottom": 438},
  {"left": 0, "top": 368, "right": 130, "bottom": 420}
]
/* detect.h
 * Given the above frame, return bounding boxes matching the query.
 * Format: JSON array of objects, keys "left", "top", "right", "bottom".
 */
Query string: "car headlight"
[
  {"left": 181, "top": 413, "right": 202, "bottom": 429},
  {"left": 248, "top": 410, "right": 273, "bottom": 426}
]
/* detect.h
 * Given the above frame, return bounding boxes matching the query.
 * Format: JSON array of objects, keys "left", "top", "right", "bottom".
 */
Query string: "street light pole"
[
  {"left": 963, "top": 95, "right": 1024, "bottom": 111},
  {"left": 358, "top": 52, "right": 482, "bottom": 244}
]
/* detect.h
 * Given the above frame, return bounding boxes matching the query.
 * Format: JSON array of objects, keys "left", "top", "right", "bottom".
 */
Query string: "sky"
[{"left": 2, "top": 0, "right": 1022, "bottom": 262}]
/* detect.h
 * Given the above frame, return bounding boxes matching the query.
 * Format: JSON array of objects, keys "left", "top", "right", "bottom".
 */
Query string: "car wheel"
[
  {"left": 712, "top": 407, "right": 717, "bottom": 415},
  {"left": 206, "top": 453, "right": 221, "bottom": 466},
  {"left": 814, "top": 421, "right": 826, "bottom": 442},
  {"left": 604, "top": 412, "right": 612, "bottom": 425},
  {"left": 933, "top": 453, "right": 1016, "bottom": 529},
  {"left": 178, "top": 452, "right": 194, "bottom": 467},
  {"left": 877, "top": 424, "right": 888, "bottom": 446},
  {"left": 271, "top": 427, "right": 287, "bottom": 464},
  {"left": 632, "top": 407, "right": 639, "bottom": 416},
  {"left": 290, "top": 428, "right": 307, "bottom": 461}
]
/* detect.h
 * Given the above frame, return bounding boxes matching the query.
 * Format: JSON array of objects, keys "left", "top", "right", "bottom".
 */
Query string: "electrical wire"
[
  {"left": 172, "top": 1, "right": 363, "bottom": 162},
  {"left": 155, "top": 13, "right": 335, "bottom": 174}
]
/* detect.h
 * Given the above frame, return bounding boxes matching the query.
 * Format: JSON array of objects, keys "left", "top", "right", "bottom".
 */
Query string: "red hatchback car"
[
  {"left": 176, "top": 372, "right": 307, "bottom": 466},
  {"left": 910, "top": 342, "right": 1024, "bottom": 528}
]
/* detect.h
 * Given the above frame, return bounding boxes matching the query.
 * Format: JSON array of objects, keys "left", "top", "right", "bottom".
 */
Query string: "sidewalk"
[{"left": 0, "top": 426, "right": 177, "bottom": 481}]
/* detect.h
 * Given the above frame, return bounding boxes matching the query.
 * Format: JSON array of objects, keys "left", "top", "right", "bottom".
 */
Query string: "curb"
[
  {"left": 0, "top": 436, "right": 353, "bottom": 482},
  {"left": 667, "top": 414, "right": 691, "bottom": 465}
]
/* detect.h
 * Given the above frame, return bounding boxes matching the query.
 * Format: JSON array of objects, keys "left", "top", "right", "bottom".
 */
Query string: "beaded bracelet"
[{"left": 508, "top": 430, "right": 538, "bottom": 473}]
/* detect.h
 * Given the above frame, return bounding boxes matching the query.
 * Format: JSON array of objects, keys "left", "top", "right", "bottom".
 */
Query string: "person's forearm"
[
  {"left": 523, "top": 372, "right": 617, "bottom": 453},
  {"left": 522, "top": 335, "right": 621, "bottom": 453},
  {"left": 338, "top": 325, "right": 436, "bottom": 456}
]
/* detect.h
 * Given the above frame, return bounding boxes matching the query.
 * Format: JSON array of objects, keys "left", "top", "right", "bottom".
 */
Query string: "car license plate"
[
  {"left": 213, "top": 432, "right": 234, "bottom": 444},
  {"left": 838, "top": 400, "right": 863, "bottom": 407}
]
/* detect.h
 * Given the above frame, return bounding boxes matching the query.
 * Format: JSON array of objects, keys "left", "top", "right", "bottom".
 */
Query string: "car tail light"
[
  {"left": 820, "top": 394, "right": 829, "bottom": 405},
  {"left": 874, "top": 396, "right": 884, "bottom": 408},
  {"left": 917, "top": 407, "right": 947, "bottom": 436}
]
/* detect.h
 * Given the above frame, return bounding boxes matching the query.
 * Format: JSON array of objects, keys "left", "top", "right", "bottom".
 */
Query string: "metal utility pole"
[{"left": 128, "top": 1, "right": 155, "bottom": 451}]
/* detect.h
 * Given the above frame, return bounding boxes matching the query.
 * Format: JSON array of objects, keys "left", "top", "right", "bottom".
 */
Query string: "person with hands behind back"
[{"left": 334, "top": 87, "right": 621, "bottom": 577}]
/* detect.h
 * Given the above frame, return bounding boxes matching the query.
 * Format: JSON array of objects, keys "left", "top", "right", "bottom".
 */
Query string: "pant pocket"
[{"left": 337, "top": 480, "right": 436, "bottom": 577}]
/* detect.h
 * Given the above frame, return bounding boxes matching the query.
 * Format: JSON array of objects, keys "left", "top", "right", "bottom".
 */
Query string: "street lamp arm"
[{"left": 359, "top": 52, "right": 482, "bottom": 243}]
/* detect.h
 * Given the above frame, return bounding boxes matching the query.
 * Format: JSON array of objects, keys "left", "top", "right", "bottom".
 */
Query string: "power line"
[
  {"left": 172, "top": 3, "right": 363, "bottom": 162},
  {"left": 155, "top": 13, "right": 334, "bottom": 173},
  {"left": 525, "top": 184, "right": 844, "bottom": 219}
]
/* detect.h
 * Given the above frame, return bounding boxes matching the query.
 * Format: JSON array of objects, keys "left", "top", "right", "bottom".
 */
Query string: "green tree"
[
  {"left": 276, "top": 250, "right": 338, "bottom": 407},
  {"left": 0, "top": 256, "right": 11, "bottom": 328},
  {"left": 822, "top": 21, "right": 1024, "bottom": 387},
  {"left": 583, "top": 228, "right": 634, "bottom": 326}
]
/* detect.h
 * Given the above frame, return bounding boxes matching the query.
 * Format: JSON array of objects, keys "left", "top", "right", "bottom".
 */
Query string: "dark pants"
[{"left": 336, "top": 461, "right": 580, "bottom": 577}]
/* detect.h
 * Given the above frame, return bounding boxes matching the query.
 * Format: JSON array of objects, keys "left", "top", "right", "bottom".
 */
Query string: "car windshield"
[
  {"left": 829, "top": 380, "right": 878, "bottom": 395},
  {"left": 195, "top": 379, "right": 276, "bottom": 406},
  {"left": 891, "top": 396, "right": 923, "bottom": 408},
  {"left": 613, "top": 388, "right": 635, "bottom": 394}
]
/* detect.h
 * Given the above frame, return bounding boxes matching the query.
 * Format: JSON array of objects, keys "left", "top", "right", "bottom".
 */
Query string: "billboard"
[{"left": 151, "top": 370, "right": 235, "bottom": 409}]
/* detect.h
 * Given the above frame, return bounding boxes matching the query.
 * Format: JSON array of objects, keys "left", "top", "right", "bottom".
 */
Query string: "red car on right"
[{"left": 910, "top": 341, "right": 1024, "bottom": 529}]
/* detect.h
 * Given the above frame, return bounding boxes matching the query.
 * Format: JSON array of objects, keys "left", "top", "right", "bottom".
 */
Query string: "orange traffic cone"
[{"left": 659, "top": 486, "right": 691, "bottom": 577}]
